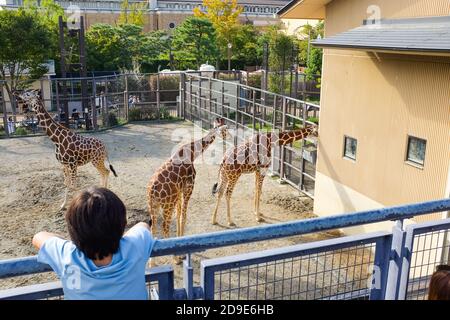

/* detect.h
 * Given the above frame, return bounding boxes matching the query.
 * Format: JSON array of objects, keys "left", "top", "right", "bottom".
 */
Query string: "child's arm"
[
  {"left": 124, "top": 222, "right": 151, "bottom": 236},
  {"left": 32, "top": 232, "right": 64, "bottom": 250}
]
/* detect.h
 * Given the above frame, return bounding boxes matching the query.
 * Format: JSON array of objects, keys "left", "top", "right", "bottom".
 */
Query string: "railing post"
[
  {"left": 397, "top": 226, "right": 415, "bottom": 300},
  {"left": 157, "top": 269, "right": 174, "bottom": 300},
  {"left": 369, "top": 235, "right": 392, "bottom": 300},
  {"left": 385, "top": 220, "right": 407, "bottom": 300},
  {"left": 183, "top": 254, "right": 194, "bottom": 300}
]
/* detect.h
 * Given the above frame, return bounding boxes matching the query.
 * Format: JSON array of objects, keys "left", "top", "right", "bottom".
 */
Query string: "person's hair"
[
  {"left": 428, "top": 265, "right": 450, "bottom": 300},
  {"left": 65, "top": 187, "right": 127, "bottom": 260}
]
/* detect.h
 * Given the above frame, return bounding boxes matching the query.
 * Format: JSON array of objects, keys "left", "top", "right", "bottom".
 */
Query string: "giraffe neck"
[
  {"left": 31, "top": 99, "right": 68, "bottom": 144},
  {"left": 173, "top": 128, "right": 218, "bottom": 164},
  {"left": 191, "top": 129, "right": 218, "bottom": 160},
  {"left": 277, "top": 128, "right": 313, "bottom": 146}
]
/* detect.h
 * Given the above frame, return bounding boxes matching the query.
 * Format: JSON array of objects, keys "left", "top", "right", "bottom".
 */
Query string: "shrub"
[
  {"left": 14, "top": 127, "right": 28, "bottom": 136},
  {"left": 128, "top": 108, "right": 142, "bottom": 121},
  {"left": 246, "top": 73, "right": 262, "bottom": 89},
  {"left": 307, "top": 116, "right": 319, "bottom": 124},
  {"left": 108, "top": 112, "right": 118, "bottom": 126},
  {"left": 159, "top": 106, "right": 171, "bottom": 120}
]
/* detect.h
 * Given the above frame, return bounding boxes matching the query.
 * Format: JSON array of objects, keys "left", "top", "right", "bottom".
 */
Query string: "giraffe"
[
  {"left": 16, "top": 90, "right": 117, "bottom": 210},
  {"left": 211, "top": 125, "right": 318, "bottom": 227},
  {"left": 147, "top": 118, "right": 227, "bottom": 264}
]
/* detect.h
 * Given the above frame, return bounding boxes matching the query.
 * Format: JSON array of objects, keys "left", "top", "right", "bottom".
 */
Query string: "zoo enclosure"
[
  {"left": 0, "top": 71, "right": 320, "bottom": 198},
  {"left": 0, "top": 199, "right": 449, "bottom": 300}
]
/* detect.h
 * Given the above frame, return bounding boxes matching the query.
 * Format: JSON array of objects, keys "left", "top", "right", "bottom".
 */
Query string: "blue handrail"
[{"left": 1, "top": 198, "right": 449, "bottom": 279}]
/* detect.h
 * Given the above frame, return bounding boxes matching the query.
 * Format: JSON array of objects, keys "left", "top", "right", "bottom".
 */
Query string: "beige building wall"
[{"left": 312, "top": 0, "right": 450, "bottom": 232}]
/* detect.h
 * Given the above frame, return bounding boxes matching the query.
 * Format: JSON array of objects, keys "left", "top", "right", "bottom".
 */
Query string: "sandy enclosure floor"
[{"left": 0, "top": 122, "right": 343, "bottom": 291}]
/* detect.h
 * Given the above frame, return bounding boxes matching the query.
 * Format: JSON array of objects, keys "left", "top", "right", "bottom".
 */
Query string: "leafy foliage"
[
  {"left": 171, "top": 17, "right": 218, "bottom": 70},
  {"left": 118, "top": 0, "right": 147, "bottom": 27},
  {"left": 194, "top": 0, "right": 242, "bottom": 63},
  {"left": 0, "top": 9, "right": 53, "bottom": 111}
]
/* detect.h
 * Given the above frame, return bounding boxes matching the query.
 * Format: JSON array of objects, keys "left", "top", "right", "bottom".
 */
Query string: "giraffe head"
[
  {"left": 305, "top": 123, "right": 319, "bottom": 138},
  {"left": 213, "top": 118, "right": 228, "bottom": 140},
  {"left": 14, "top": 89, "right": 41, "bottom": 112}
]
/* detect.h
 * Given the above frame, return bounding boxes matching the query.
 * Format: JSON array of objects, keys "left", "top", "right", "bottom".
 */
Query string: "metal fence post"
[
  {"left": 279, "top": 97, "right": 287, "bottom": 181},
  {"left": 1, "top": 83, "right": 9, "bottom": 138},
  {"left": 397, "top": 226, "right": 415, "bottom": 300},
  {"left": 385, "top": 220, "right": 407, "bottom": 300},
  {"left": 183, "top": 255, "right": 194, "bottom": 300},
  {"left": 156, "top": 72, "right": 161, "bottom": 120},
  {"left": 179, "top": 72, "right": 185, "bottom": 120},
  {"left": 92, "top": 79, "right": 98, "bottom": 130},
  {"left": 369, "top": 235, "right": 392, "bottom": 300},
  {"left": 124, "top": 74, "right": 129, "bottom": 121},
  {"left": 157, "top": 269, "right": 175, "bottom": 300},
  {"left": 234, "top": 83, "right": 240, "bottom": 146}
]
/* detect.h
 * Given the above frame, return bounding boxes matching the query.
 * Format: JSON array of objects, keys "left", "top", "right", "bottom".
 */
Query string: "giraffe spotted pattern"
[{"left": 17, "top": 90, "right": 117, "bottom": 209}]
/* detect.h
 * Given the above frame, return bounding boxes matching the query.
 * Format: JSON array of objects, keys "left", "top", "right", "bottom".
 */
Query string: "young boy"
[{"left": 33, "top": 187, "right": 155, "bottom": 300}]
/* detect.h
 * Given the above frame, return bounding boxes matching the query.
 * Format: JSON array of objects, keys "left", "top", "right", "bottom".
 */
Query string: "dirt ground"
[{"left": 0, "top": 121, "right": 343, "bottom": 291}]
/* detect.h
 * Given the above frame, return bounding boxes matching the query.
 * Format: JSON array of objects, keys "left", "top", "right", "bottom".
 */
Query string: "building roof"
[
  {"left": 312, "top": 16, "right": 450, "bottom": 56},
  {"left": 278, "top": 0, "right": 332, "bottom": 19}
]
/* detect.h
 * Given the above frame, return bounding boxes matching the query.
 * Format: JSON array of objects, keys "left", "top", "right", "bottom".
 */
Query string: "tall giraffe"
[
  {"left": 211, "top": 126, "right": 318, "bottom": 226},
  {"left": 147, "top": 118, "right": 227, "bottom": 263},
  {"left": 16, "top": 90, "right": 117, "bottom": 210}
]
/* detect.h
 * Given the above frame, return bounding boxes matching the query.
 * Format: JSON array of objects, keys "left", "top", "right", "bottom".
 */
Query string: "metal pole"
[
  {"left": 58, "top": 16, "right": 69, "bottom": 128},
  {"left": 1, "top": 83, "right": 9, "bottom": 138},
  {"left": 279, "top": 97, "right": 287, "bottom": 181},
  {"left": 79, "top": 16, "right": 88, "bottom": 123}
]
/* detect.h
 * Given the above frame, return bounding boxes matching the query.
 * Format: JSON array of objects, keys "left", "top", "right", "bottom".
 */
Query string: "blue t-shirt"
[{"left": 37, "top": 225, "right": 155, "bottom": 300}]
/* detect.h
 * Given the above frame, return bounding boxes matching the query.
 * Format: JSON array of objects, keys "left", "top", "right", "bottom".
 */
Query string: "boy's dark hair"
[{"left": 66, "top": 187, "right": 127, "bottom": 260}]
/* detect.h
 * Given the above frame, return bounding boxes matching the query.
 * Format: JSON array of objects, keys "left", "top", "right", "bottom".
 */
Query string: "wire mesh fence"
[
  {"left": 202, "top": 234, "right": 388, "bottom": 301},
  {"left": 182, "top": 73, "right": 320, "bottom": 198},
  {"left": 406, "top": 227, "right": 450, "bottom": 300}
]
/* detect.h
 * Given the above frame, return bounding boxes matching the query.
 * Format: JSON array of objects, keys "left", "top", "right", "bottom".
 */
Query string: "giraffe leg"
[
  {"left": 61, "top": 165, "right": 77, "bottom": 210},
  {"left": 147, "top": 199, "right": 160, "bottom": 268},
  {"left": 60, "top": 166, "right": 70, "bottom": 210},
  {"left": 180, "top": 184, "right": 193, "bottom": 237},
  {"left": 255, "top": 171, "right": 265, "bottom": 223},
  {"left": 225, "top": 178, "right": 239, "bottom": 227},
  {"left": 211, "top": 175, "right": 228, "bottom": 225},
  {"left": 175, "top": 195, "right": 182, "bottom": 237},
  {"left": 174, "top": 186, "right": 193, "bottom": 265},
  {"left": 92, "top": 157, "right": 110, "bottom": 188}
]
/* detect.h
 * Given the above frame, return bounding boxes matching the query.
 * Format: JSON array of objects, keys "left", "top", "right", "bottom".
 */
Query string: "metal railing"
[
  {"left": 1, "top": 199, "right": 449, "bottom": 300},
  {"left": 181, "top": 72, "right": 320, "bottom": 198}
]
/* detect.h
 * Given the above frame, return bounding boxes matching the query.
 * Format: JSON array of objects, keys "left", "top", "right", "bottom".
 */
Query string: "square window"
[
  {"left": 406, "top": 136, "right": 427, "bottom": 166},
  {"left": 343, "top": 136, "right": 357, "bottom": 160}
]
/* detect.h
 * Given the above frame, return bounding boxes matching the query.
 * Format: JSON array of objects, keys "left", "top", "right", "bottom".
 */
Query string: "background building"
[{"left": 1, "top": 0, "right": 290, "bottom": 31}]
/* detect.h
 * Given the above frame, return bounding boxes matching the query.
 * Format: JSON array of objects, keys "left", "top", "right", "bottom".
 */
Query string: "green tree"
[
  {"left": 194, "top": 0, "right": 242, "bottom": 65},
  {"left": 0, "top": 9, "right": 53, "bottom": 115},
  {"left": 264, "top": 26, "right": 296, "bottom": 94},
  {"left": 171, "top": 17, "right": 218, "bottom": 70},
  {"left": 86, "top": 24, "right": 169, "bottom": 72},
  {"left": 233, "top": 24, "right": 262, "bottom": 68},
  {"left": 297, "top": 21, "right": 324, "bottom": 80},
  {"left": 118, "top": 0, "right": 147, "bottom": 27}
]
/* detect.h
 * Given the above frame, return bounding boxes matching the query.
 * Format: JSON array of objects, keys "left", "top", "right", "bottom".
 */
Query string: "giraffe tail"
[
  {"left": 109, "top": 164, "right": 118, "bottom": 177},
  {"left": 212, "top": 165, "right": 224, "bottom": 196}
]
